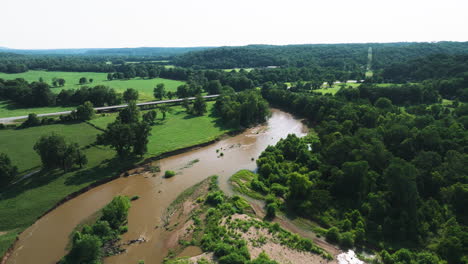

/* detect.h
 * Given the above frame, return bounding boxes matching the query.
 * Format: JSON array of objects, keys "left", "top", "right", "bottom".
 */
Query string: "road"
[{"left": 0, "top": 95, "right": 220, "bottom": 123}]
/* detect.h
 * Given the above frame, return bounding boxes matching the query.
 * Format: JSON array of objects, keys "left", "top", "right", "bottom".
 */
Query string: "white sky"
[{"left": 1, "top": 0, "right": 468, "bottom": 49}]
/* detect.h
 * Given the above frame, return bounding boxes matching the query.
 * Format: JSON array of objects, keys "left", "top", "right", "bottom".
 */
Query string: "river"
[{"left": 6, "top": 109, "right": 308, "bottom": 264}]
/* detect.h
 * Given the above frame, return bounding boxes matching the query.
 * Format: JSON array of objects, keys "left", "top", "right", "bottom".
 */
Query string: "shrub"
[
  {"left": 164, "top": 170, "right": 176, "bottom": 178},
  {"left": 64, "top": 234, "right": 102, "bottom": 264},
  {"left": 266, "top": 203, "right": 277, "bottom": 219},
  {"left": 218, "top": 253, "right": 247, "bottom": 264},
  {"left": 119, "top": 225, "right": 128, "bottom": 234},
  {"left": 340, "top": 232, "right": 355, "bottom": 248},
  {"left": 21, "top": 113, "right": 41, "bottom": 128},
  {"left": 206, "top": 191, "right": 224, "bottom": 206},
  {"left": 251, "top": 178, "right": 269, "bottom": 193},
  {"left": 131, "top": 195, "right": 140, "bottom": 201},
  {"left": 101, "top": 196, "right": 131, "bottom": 229},
  {"left": 214, "top": 243, "right": 233, "bottom": 258},
  {"left": 326, "top": 227, "right": 340, "bottom": 243}
]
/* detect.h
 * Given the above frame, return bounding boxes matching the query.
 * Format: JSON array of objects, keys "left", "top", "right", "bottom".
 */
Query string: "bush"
[
  {"left": 266, "top": 203, "right": 277, "bottom": 219},
  {"left": 340, "top": 232, "right": 355, "bottom": 248},
  {"left": 218, "top": 253, "right": 247, "bottom": 264},
  {"left": 206, "top": 191, "right": 224, "bottom": 206},
  {"left": 131, "top": 195, "right": 140, "bottom": 201},
  {"left": 64, "top": 234, "right": 102, "bottom": 264},
  {"left": 119, "top": 225, "right": 128, "bottom": 234},
  {"left": 214, "top": 243, "right": 233, "bottom": 258},
  {"left": 270, "top": 183, "right": 288, "bottom": 197},
  {"left": 164, "top": 170, "right": 176, "bottom": 178},
  {"left": 251, "top": 178, "right": 269, "bottom": 193},
  {"left": 21, "top": 113, "right": 41, "bottom": 128},
  {"left": 326, "top": 227, "right": 340, "bottom": 243},
  {"left": 101, "top": 196, "right": 131, "bottom": 229}
]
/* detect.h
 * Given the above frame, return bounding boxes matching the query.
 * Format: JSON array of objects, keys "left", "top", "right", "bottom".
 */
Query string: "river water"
[{"left": 7, "top": 109, "right": 308, "bottom": 264}]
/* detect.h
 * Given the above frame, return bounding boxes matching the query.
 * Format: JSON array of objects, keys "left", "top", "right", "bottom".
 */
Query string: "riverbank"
[
  {"left": 4, "top": 109, "right": 308, "bottom": 264},
  {"left": 162, "top": 176, "right": 335, "bottom": 264},
  {"left": 0, "top": 103, "right": 233, "bottom": 260}
]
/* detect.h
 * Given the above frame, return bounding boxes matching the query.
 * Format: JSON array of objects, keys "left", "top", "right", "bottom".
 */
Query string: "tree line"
[{"left": 0, "top": 79, "right": 122, "bottom": 107}]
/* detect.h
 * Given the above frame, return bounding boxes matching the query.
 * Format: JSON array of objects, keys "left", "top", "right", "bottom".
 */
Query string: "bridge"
[{"left": 0, "top": 94, "right": 220, "bottom": 123}]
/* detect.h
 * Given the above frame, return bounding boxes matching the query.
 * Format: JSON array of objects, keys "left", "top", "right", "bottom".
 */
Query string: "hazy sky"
[{"left": 2, "top": 0, "right": 468, "bottom": 49}]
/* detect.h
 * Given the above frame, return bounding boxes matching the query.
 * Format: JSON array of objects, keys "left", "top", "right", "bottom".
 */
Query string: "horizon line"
[{"left": 2, "top": 40, "right": 468, "bottom": 51}]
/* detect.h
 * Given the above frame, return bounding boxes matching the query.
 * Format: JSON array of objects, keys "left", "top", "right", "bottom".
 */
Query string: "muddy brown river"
[{"left": 7, "top": 109, "right": 308, "bottom": 264}]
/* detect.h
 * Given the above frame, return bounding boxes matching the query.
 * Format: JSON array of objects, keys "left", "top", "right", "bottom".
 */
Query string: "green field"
[
  {"left": 0, "top": 101, "right": 76, "bottom": 118},
  {"left": 0, "top": 70, "right": 185, "bottom": 115},
  {"left": 0, "top": 122, "right": 101, "bottom": 173},
  {"left": 0, "top": 102, "right": 231, "bottom": 256}
]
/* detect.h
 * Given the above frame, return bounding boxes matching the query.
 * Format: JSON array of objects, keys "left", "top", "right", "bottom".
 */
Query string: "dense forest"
[
  {"left": 173, "top": 42, "right": 468, "bottom": 69},
  {"left": 253, "top": 87, "right": 468, "bottom": 264}
]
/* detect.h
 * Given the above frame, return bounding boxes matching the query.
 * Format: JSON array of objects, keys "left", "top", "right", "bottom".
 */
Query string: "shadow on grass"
[
  {"left": 208, "top": 110, "right": 236, "bottom": 131},
  {"left": 0, "top": 154, "right": 141, "bottom": 200},
  {"left": 64, "top": 155, "right": 140, "bottom": 186}
]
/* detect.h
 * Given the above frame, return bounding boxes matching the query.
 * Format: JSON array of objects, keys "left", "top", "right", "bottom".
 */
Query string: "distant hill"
[
  {"left": 172, "top": 42, "right": 468, "bottom": 69},
  {"left": 0, "top": 47, "right": 214, "bottom": 57}
]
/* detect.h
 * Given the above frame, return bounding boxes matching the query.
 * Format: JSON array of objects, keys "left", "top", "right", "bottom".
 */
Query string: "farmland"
[{"left": 0, "top": 70, "right": 185, "bottom": 101}]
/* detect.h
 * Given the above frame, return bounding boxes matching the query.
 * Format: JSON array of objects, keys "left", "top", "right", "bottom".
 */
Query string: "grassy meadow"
[
  {"left": 0, "top": 70, "right": 185, "bottom": 118},
  {"left": 0, "top": 102, "right": 232, "bottom": 256}
]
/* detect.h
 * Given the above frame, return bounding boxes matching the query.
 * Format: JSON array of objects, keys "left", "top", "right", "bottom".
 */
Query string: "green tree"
[
  {"left": 101, "top": 196, "right": 131, "bottom": 229},
  {"left": 206, "top": 80, "right": 222, "bottom": 94},
  {"left": 375, "top": 97, "right": 393, "bottom": 110},
  {"left": 0, "top": 153, "right": 17, "bottom": 188},
  {"left": 123, "top": 88, "right": 139, "bottom": 102},
  {"left": 159, "top": 105, "right": 169, "bottom": 120},
  {"left": 75, "top": 101, "right": 95, "bottom": 121},
  {"left": 79, "top": 77, "right": 87, "bottom": 85},
  {"left": 287, "top": 172, "right": 312, "bottom": 201},
  {"left": 153, "top": 83, "right": 166, "bottom": 100},
  {"left": 21, "top": 113, "right": 41, "bottom": 128},
  {"left": 142, "top": 110, "right": 157, "bottom": 124},
  {"left": 132, "top": 122, "right": 151, "bottom": 156},
  {"left": 192, "top": 94, "right": 207, "bottom": 116},
  {"left": 118, "top": 101, "right": 140, "bottom": 124},
  {"left": 97, "top": 122, "right": 134, "bottom": 157},
  {"left": 34, "top": 134, "right": 86, "bottom": 170},
  {"left": 64, "top": 234, "right": 102, "bottom": 264},
  {"left": 384, "top": 158, "right": 420, "bottom": 240},
  {"left": 57, "top": 78, "right": 65, "bottom": 86},
  {"left": 107, "top": 73, "right": 113, "bottom": 81}
]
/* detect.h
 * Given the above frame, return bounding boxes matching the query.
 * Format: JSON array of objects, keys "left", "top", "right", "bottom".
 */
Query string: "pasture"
[{"left": 0, "top": 70, "right": 185, "bottom": 101}]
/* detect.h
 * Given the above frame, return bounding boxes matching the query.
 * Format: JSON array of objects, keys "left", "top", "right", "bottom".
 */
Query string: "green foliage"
[
  {"left": 249, "top": 252, "right": 278, "bottom": 264},
  {"left": 34, "top": 134, "right": 87, "bottom": 170},
  {"left": 265, "top": 203, "right": 277, "bottom": 219},
  {"left": 326, "top": 227, "right": 340, "bottom": 243},
  {"left": 153, "top": 83, "right": 166, "bottom": 100},
  {"left": 62, "top": 234, "right": 102, "bottom": 264},
  {"left": 191, "top": 94, "right": 207, "bottom": 116},
  {"left": 74, "top": 101, "right": 95, "bottom": 121},
  {"left": 214, "top": 90, "right": 270, "bottom": 127},
  {"left": 101, "top": 196, "right": 131, "bottom": 229},
  {"left": 61, "top": 196, "right": 131, "bottom": 263},
  {"left": 21, "top": 113, "right": 41, "bottom": 128},
  {"left": 123, "top": 88, "right": 139, "bottom": 102},
  {"left": 164, "top": 170, "right": 176, "bottom": 178},
  {"left": 97, "top": 104, "right": 151, "bottom": 157},
  {"left": 205, "top": 191, "right": 224, "bottom": 206},
  {"left": 260, "top": 87, "right": 468, "bottom": 262},
  {"left": 117, "top": 101, "right": 140, "bottom": 124},
  {"left": 0, "top": 153, "right": 17, "bottom": 188},
  {"left": 142, "top": 110, "right": 157, "bottom": 124}
]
